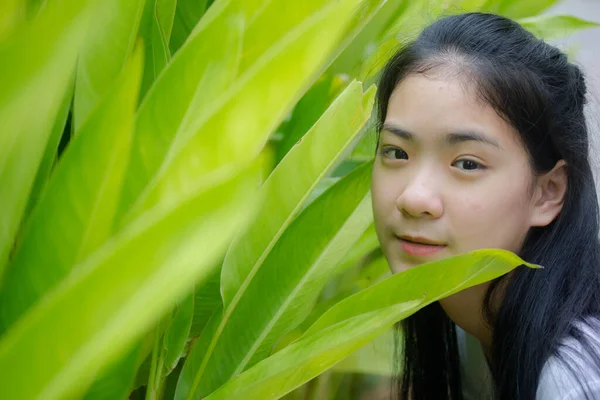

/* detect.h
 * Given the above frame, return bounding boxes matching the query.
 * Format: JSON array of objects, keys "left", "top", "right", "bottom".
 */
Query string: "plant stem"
[{"left": 146, "top": 322, "right": 165, "bottom": 400}]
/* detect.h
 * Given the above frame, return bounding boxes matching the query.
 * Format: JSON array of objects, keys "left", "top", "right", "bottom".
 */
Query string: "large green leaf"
[
  {"left": 0, "top": 46, "right": 142, "bottom": 333},
  {"left": 305, "top": 249, "right": 537, "bottom": 336},
  {"left": 235, "top": 0, "right": 385, "bottom": 77},
  {"left": 356, "top": 0, "right": 495, "bottom": 82},
  {"left": 331, "top": 327, "right": 394, "bottom": 375},
  {"left": 123, "top": 0, "right": 373, "bottom": 225},
  {"left": 205, "top": 249, "right": 531, "bottom": 400},
  {"left": 518, "top": 15, "right": 600, "bottom": 41},
  {"left": 139, "top": 0, "right": 177, "bottom": 100},
  {"left": 164, "top": 291, "right": 195, "bottom": 373},
  {"left": 82, "top": 343, "right": 143, "bottom": 400},
  {"left": 275, "top": 247, "right": 387, "bottom": 352},
  {"left": 222, "top": 81, "right": 375, "bottom": 307},
  {"left": 0, "top": 1, "right": 25, "bottom": 40},
  {"left": 0, "top": 157, "right": 263, "bottom": 399},
  {"left": 116, "top": 0, "right": 243, "bottom": 221},
  {"left": 271, "top": 0, "right": 388, "bottom": 162},
  {"left": 190, "top": 267, "right": 222, "bottom": 337},
  {"left": 484, "top": 0, "right": 558, "bottom": 19},
  {"left": 275, "top": 74, "right": 351, "bottom": 162},
  {"left": 73, "top": 0, "right": 145, "bottom": 130},
  {"left": 23, "top": 74, "right": 74, "bottom": 217},
  {"left": 169, "top": 0, "right": 211, "bottom": 55},
  {"left": 204, "top": 301, "right": 422, "bottom": 400},
  {"left": 0, "top": 0, "right": 97, "bottom": 277},
  {"left": 178, "top": 162, "right": 374, "bottom": 398}
]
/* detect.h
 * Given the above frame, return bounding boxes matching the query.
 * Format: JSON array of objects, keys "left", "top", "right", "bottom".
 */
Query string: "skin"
[{"left": 371, "top": 72, "right": 568, "bottom": 355}]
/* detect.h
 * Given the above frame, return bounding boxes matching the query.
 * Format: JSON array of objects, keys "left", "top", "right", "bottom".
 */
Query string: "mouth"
[{"left": 396, "top": 235, "right": 447, "bottom": 257}]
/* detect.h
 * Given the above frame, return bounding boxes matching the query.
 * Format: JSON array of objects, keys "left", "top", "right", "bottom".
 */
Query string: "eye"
[
  {"left": 380, "top": 146, "right": 408, "bottom": 160},
  {"left": 453, "top": 159, "right": 485, "bottom": 171}
]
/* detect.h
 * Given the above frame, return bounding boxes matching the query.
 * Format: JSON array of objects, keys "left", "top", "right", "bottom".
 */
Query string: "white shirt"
[{"left": 458, "top": 318, "right": 600, "bottom": 399}]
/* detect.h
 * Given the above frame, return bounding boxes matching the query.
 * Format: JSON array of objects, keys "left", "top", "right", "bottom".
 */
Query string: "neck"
[{"left": 439, "top": 282, "right": 494, "bottom": 357}]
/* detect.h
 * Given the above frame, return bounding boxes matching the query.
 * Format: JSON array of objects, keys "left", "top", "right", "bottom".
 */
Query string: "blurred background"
[{"left": 546, "top": 0, "right": 600, "bottom": 194}]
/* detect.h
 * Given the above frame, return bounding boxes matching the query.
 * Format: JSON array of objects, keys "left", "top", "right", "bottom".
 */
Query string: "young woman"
[{"left": 371, "top": 12, "right": 600, "bottom": 400}]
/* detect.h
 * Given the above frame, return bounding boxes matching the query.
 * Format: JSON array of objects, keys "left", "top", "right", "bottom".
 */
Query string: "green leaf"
[
  {"left": 331, "top": 327, "right": 394, "bottom": 375},
  {"left": 73, "top": 0, "right": 145, "bottom": 131},
  {"left": 164, "top": 292, "right": 195, "bottom": 373},
  {"left": 518, "top": 15, "right": 600, "bottom": 41},
  {"left": 332, "top": 222, "right": 380, "bottom": 277},
  {"left": 179, "top": 161, "right": 374, "bottom": 398},
  {"left": 190, "top": 267, "right": 222, "bottom": 337},
  {"left": 485, "top": 0, "right": 558, "bottom": 19},
  {"left": 204, "top": 300, "right": 422, "bottom": 400},
  {"left": 0, "top": 157, "right": 263, "bottom": 399},
  {"left": 349, "top": 123, "right": 377, "bottom": 161},
  {"left": 272, "top": 0, "right": 388, "bottom": 162},
  {"left": 304, "top": 249, "right": 537, "bottom": 336},
  {"left": 169, "top": 0, "right": 210, "bottom": 55},
  {"left": 222, "top": 81, "right": 375, "bottom": 308},
  {"left": 0, "top": 0, "right": 96, "bottom": 278},
  {"left": 122, "top": 0, "right": 372, "bottom": 226},
  {"left": 0, "top": 45, "right": 143, "bottom": 333},
  {"left": 275, "top": 74, "right": 351, "bottom": 162},
  {"left": 0, "top": 0, "right": 25, "bottom": 42},
  {"left": 116, "top": 2, "right": 243, "bottom": 221},
  {"left": 139, "top": 0, "right": 177, "bottom": 100},
  {"left": 23, "top": 74, "right": 74, "bottom": 217},
  {"left": 234, "top": 0, "right": 385, "bottom": 77},
  {"left": 82, "top": 343, "right": 143, "bottom": 400},
  {"left": 276, "top": 247, "right": 387, "bottom": 351},
  {"left": 328, "top": 0, "right": 407, "bottom": 77},
  {"left": 204, "top": 249, "right": 531, "bottom": 400}
]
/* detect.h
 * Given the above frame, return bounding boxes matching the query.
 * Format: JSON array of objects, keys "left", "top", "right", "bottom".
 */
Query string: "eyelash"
[{"left": 379, "top": 146, "right": 486, "bottom": 171}]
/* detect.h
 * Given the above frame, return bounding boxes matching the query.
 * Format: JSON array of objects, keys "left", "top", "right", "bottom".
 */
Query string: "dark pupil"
[
  {"left": 463, "top": 160, "right": 477, "bottom": 170},
  {"left": 394, "top": 149, "right": 406, "bottom": 159}
]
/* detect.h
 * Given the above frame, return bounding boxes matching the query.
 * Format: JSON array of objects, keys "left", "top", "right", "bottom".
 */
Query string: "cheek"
[
  {"left": 452, "top": 183, "right": 531, "bottom": 252},
  {"left": 371, "top": 171, "right": 397, "bottom": 218}
]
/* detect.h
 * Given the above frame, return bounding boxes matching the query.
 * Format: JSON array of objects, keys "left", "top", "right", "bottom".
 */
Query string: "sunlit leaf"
[
  {"left": 331, "top": 327, "right": 394, "bottom": 375},
  {"left": 275, "top": 74, "right": 350, "bottom": 162},
  {"left": 0, "top": 45, "right": 143, "bottom": 333},
  {"left": 519, "top": 14, "right": 600, "bottom": 41},
  {"left": 82, "top": 343, "right": 143, "bottom": 400},
  {"left": 222, "top": 81, "right": 375, "bottom": 308},
  {"left": 0, "top": 157, "right": 263, "bottom": 399},
  {"left": 23, "top": 75, "right": 74, "bottom": 217},
  {"left": 116, "top": 1, "right": 243, "bottom": 221},
  {"left": 169, "top": 0, "right": 211, "bottom": 55},
  {"left": 484, "top": 0, "right": 558, "bottom": 19},
  {"left": 204, "top": 301, "right": 422, "bottom": 400},
  {"left": 190, "top": 267, "right": 222, "bottom": 337},
  {"left": 0, "top": 0, "right": 97, "bottom": 277},
  {"left": 73, "top": 0, "right": 145, "bottom": 130},
  {"left": 164, "top": 292, "right": 195, "bottom": 373},
  {"left": 139, "top": 0, "right": 177, "bottom": 100},
  {"left": 179, "top": 162, "right": 374, "bottom": 398},
  {"left": 205, "top": 249, "right": 531, "bottom": 400},
  {"left": 0, "top": 0, "right": 25, "bottom": 41},
  {"left": 305, "top": 249, "right": 537, "bottom": 336}
]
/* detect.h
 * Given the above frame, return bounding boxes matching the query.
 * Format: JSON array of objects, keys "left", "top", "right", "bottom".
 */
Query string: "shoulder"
[{"left": 536, "top": 317, "right": 600, "bottom": 400}]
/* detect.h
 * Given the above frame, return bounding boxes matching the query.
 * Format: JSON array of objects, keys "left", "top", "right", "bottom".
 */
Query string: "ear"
[{"left": 530, "top": 160, "right": 568, "bottom": 227}]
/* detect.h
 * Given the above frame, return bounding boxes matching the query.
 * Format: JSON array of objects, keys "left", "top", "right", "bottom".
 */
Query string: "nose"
[{"left": 396, "top": 166, "right": 443, "bottom": 219}]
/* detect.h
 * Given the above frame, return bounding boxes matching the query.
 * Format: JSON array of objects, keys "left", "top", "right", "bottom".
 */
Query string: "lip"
[{"left": 397, "top": 235, "right": 447, "bottom": 257}]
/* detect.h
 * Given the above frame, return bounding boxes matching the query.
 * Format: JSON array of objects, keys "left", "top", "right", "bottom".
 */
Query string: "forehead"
[{"left": 384, "top": 74, "right": 520, "bottom": 149}]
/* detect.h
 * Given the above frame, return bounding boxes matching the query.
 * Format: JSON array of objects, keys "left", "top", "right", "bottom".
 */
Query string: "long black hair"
[{"left": 375, "top": 12, "right": 600, "bottom": 400}]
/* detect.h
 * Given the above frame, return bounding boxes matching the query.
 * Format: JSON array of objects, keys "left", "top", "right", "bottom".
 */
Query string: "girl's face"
[{"left": 372, "top": 74, "right": 537, "bottom": 273}]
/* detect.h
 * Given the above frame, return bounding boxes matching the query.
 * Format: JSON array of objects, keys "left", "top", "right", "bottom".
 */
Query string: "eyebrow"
[{"left": 381, "top": 123, "right": 501, "bottom": 149}]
